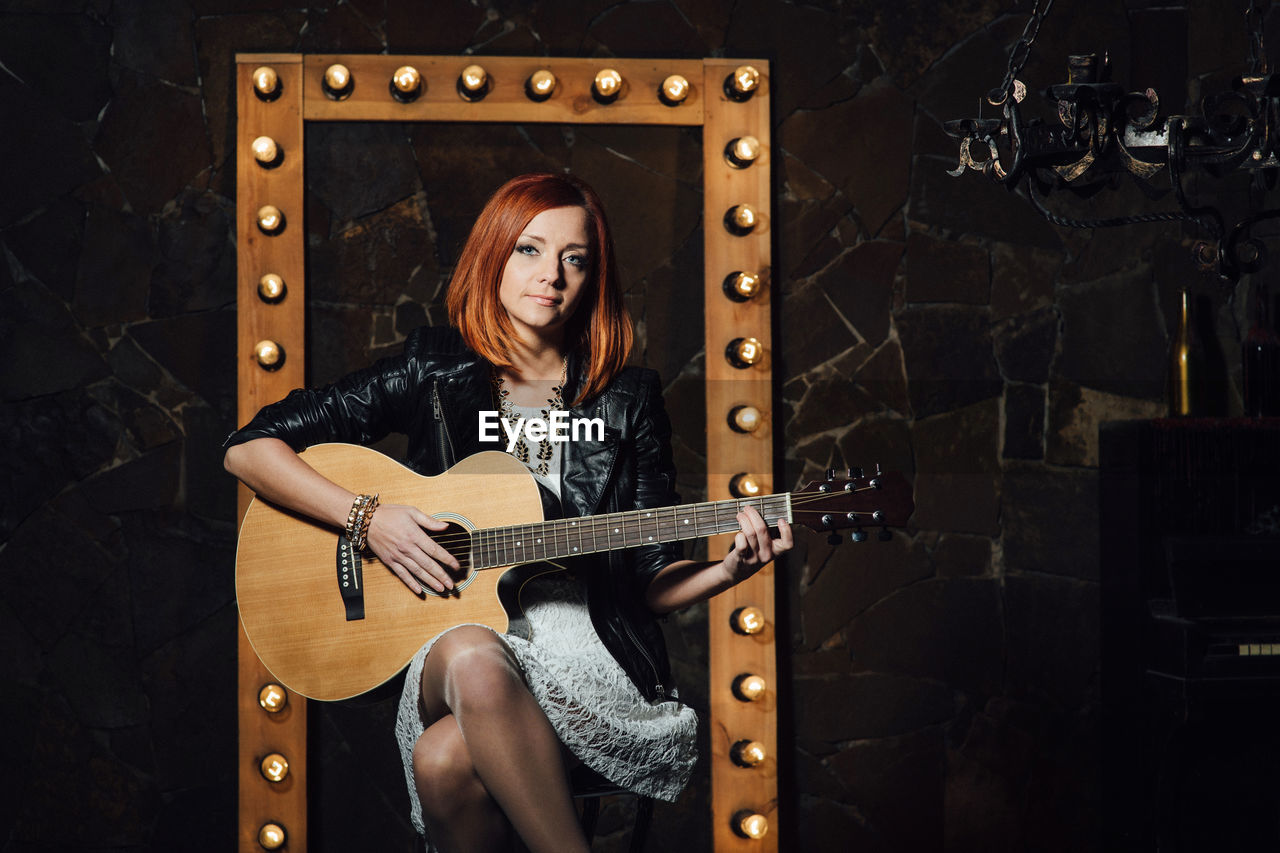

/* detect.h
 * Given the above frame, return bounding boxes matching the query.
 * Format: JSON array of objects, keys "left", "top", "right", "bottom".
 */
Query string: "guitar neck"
[{"left": 473, "top": 493, "right": 793, "bottom": 569}]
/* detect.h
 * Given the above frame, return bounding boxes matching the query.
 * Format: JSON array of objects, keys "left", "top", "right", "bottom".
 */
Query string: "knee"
[
  {"left": 430, "top": 628, "right": 525, "bottom": 713},
  {"left": 413, "top": 722, "right": 487, "bottom": 821}
]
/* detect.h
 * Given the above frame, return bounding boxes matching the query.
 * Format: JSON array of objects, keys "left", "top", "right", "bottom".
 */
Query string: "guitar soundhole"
[{"left": 421, "top": 519, "right": 476, "bottom": 598}]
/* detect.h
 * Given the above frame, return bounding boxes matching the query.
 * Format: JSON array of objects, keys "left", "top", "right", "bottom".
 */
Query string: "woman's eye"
[
  {"left": 564, "top": 254, "right": 587, "bottom": 267},
  {"left": 516, "top": 244, "right": 538, "bottom": 256}
]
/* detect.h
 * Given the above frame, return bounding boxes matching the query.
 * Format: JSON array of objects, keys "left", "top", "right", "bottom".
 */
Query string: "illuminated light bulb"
[
  {"left": 729, "top": 472, "right": 762, "bottom": 499},
  {"left": 390, "top": 65, "right": 422, "bottom": 101},
  {"left": 258, "top": 822, "right": 286, "bottom": 850},
  {"left": 724, "top": 203, "right": 758, "bottom": 235},
  {"left": 725, "top": 336, "right": 764, "bottom": 368},
  {"left": 257, "top": 273, "right": 286, "bottom": 303},
  {"left": 728, "top": 405, "right": 762, "bottom": 434},
  {"left": 725, "top": 135, "right": 761, "bottom": 168},
  {"left": 731, "top": 605, "right": 766, "bottom": 635},
  {"left": 733, "top": 810, "right": 769, "bottom": 839},
  {"left": 251, "top": 135, "right": 280, "bottom": 167},
  {"left": 593, "top": 68, "right": 623, "bottom": 103},
  {"left": 254, "top": 339, "right": 285, "bottom": 371},
  {"left": 725, "top": 65, "right": 761, "bottom": 101},
  {"left": 732, "top": 673, "right": 767, "bottom": 702},
  {"left": 458, "top": 64, "right": 490, "bottom": 100},
  {"left": 258, "top": 683, "right": 288, "bottom": 713},
  {"left": 256, "top": 205, "right": 284, "bottom": 234},
  {"left": 260, "top": 752, "right": 289, "bottom": 782},
  {"left": 252, "top": 66, "right": 280, "bottom": 99},
  {"left": 659, "top": 74, "right": 690, "bottom": 106},
  {"left": 526, "top": 69, "right": 557, "bottom": 101},
  {"left": 322, "top": 63, "right": 353, "bottom": 99},
  {"left": 722, "top": 270, "right": 762, "bottom": 302},
  {"left": 731, "top": 739, "right": 768, "bottom": 767}
]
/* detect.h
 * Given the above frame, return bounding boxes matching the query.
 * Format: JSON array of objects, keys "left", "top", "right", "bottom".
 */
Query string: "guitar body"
[{"left": 236, "top": 444, "right": 544, "bottom": 701}]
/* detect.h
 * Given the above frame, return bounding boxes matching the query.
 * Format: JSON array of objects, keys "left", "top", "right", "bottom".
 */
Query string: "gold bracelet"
[{"left": 344, "top": 493, "right": 380, "bottom": 551}]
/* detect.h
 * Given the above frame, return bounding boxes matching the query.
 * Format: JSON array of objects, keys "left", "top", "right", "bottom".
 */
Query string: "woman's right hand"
[{"left": 365, "top": 504, "right": 462, "bottom": 595}]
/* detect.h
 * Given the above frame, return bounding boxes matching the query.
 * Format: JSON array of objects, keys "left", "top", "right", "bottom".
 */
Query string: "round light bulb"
[
  {"left": 393, "top": 66, "right": 420, "bottom": 93},
  {"left": 731, "top": 739, "right": 768, "bottom": 767},
  {"left": 256, "top": 205, "right": 284, "bottom": 234},
  {"left": 257, "top": 273, "right": 286, "bottom": 303},
  {"left": 459, "top": 64, "right": 489, "bottom": 99},
  {"left": 324, "top": 63, "right": 351, "bottom": 91},
  {"left": 726, "top": 336, "right": 764, "bottom": 368},
  {"left": 391, "top": 65, "right": 422, "bottom": 101},
  {"left": 258, "top": 683, "right": 287, "bottom": 713},
  {"left": 734, "top": 810, "right": 769, "bottom": 839},
  {"left": 726, "top": 135, "right": 761, "bottom": 168},
  {"left": 260, "top": 753, "right": 289, "bottom": 782},
  {"left": 252, "top": 66, "right": 279, "bottom": 97},
  {"left": 594, "top": 68, "right": 623, "bottom": 99},
  {"left": 731, "top": 605, "right": 766, "bottom": 635},
  {"left": 254, "top": 339, "right": 284, "bottom": 370},
  {"left": 729, "top": 472, "right": 762, "bottom": 499},
  {"left": 733, "top": 673, "right": 767, "bottom": 702},
  {"left": 660, "top": 74, "right": 690, "bottom": 105},
  {"left": 258, "top": 822, "right": 286, "bottom": 850},
  {"left": 728, "top": 405, "right": 762, "bottom": 433},
  {"left": 723, "top": 270, "right": 761, "bottom": 301},
  {"left": 728, "top": 203, "right": 758, "bottom": 232},
  {"left": 251, "top": 136, "right": 279, "bottom": 165},
  {"left": 728, "top": 65, "right": 760, "bottom": 99},
  {"left": 527, "top": 69, "right": 556, "bottom": 101}
]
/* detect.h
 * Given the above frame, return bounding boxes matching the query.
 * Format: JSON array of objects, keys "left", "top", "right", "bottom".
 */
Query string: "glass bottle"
[
  {"left": 1242, "top": 280, "right": 1280, "bottom": 416},
  {"left": 1168, "top": 289, "right": 1206, "bottom": 416}
]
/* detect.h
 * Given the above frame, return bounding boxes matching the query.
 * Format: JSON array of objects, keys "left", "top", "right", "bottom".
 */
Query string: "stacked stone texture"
[{"left": 0, "top": 1, "right": 1259, "bottom": 851}]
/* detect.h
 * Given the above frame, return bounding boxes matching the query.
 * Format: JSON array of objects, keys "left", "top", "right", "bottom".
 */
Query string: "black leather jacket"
[{"left": 226, "top": 326, "right": 681, "bottom": 702}]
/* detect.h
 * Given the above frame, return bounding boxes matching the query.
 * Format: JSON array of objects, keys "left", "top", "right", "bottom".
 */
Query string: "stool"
[{"left": 570, "top": 764, "right": 653, "bottom": 852}]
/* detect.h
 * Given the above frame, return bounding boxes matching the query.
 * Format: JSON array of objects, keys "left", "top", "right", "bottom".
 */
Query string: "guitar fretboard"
[{"left": 472, "top": 494, "right": 792, "bottom": 568}]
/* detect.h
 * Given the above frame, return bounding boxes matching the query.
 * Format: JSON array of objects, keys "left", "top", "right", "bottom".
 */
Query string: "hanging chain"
[
  {"left": 1247, "top": 0, "right": 1267, "bottom": 75},
  {"left": 987, "top": 0, "right": 1056, "bottom": 106}
]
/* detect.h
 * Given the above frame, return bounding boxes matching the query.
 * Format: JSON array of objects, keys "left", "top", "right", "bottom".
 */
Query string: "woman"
[{"left": 224, "top": 172, "right": 792, "bottom": 853}]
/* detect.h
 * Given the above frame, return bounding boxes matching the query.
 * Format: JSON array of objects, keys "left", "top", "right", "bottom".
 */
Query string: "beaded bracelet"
[{"left": 344, "top": 493, "right": 380, "bottom": 551}]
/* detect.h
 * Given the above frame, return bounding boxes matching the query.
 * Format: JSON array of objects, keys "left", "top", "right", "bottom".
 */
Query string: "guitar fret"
[{"left": 476, "top": 491, "right": 797, "bottom": 568}]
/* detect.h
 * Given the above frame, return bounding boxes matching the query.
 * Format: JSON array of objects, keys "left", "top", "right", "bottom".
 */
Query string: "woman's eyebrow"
[{"left": 520, "top": 232, "right": 589, "bottom": 251}]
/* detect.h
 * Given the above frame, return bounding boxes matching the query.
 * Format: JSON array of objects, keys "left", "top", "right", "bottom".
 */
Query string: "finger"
[
  {"left": 389, "top": 559, "right": 439, "bottom": 595},
  {"left": 737, "top": 510, "right": 764, "bottom": 554},
  {"left": 412, "top": 508, "right": 449, "bottom": 531},
  {"left": 775, "top": 518, "right": 794, "bottom": 550},
  {"left": 400, "top": 543, "right": 457, "bottom": 589}
]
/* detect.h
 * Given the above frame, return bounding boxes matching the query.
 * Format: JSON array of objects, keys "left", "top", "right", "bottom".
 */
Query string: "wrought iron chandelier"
[{"left": 944, "top": 0, "right": 1279, "bottom": 283}]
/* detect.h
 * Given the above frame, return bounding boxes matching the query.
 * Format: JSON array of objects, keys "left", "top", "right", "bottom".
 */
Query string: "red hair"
[{"left": 445, "top": 173, "right": 633, "bottom": 403}]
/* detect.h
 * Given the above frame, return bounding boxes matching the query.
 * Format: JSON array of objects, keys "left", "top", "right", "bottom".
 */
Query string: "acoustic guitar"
[{"left": 236, "top": 444, "right": 913, "bottom": 700}]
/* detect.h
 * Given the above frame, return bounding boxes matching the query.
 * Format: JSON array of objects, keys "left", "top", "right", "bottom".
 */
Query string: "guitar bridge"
[{"left": 337, "top": 536, "right": 365, "bottom": 621}]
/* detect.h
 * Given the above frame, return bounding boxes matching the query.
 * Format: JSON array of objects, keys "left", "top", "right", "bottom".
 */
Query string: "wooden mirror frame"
[{"left": 234, "top": 53, "right": 774, "bottom": 852}]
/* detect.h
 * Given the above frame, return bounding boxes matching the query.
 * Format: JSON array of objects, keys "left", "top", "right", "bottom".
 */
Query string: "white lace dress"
[{"left": 393, "top": 407, "right": 698, "bottom": 841}]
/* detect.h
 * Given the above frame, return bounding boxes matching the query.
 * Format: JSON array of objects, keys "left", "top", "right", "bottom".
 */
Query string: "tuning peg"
[
  {"left": 827, "top": 532, "right": 843, "bottom": 546},
  {"left": 878, "top": 528, "right": 892, "bottom": 542},
  {"left": 849, "top": 466, "right": 863, "bottom": 479},
  {"left": 851, "top": 529, "right": 868, "bottom": 543},
  {"left": 826, "top": 467, "right": 836, "bottom": 481}
]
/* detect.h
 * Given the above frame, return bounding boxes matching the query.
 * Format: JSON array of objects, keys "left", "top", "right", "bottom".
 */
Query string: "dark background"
[{"left": 1, "top": 0, "right": 1272, "bottom": 851}]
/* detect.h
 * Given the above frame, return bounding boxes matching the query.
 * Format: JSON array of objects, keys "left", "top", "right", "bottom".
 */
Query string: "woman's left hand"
[{"left": 724, "top": 505, "right": 794, "bottom": 583}]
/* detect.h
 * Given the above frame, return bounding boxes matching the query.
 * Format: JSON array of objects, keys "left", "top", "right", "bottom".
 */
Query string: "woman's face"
[{"left": 498, "top": 205, "right": 591, "bottom": 349}]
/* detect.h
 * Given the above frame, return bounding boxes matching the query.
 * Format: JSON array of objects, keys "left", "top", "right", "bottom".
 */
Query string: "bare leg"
[
  {"left": 413, "top": 715, "right": 512, "bottom": 853},
  {"left": 414, "top": 626, "right": 589, "bottom": 853}
]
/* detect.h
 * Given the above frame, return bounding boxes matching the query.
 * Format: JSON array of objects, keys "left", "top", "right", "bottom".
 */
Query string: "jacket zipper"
[{"left": 431, "top": 381, "right": 455, "bottom": 465}]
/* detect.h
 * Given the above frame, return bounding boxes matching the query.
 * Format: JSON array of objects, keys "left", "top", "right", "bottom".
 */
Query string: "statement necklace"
[{"left": 491, "top": 357, "right": 567, "bottom": 477}]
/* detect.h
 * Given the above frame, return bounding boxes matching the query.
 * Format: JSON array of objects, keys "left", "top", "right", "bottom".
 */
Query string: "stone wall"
[{"left": 0, "top": 1, "right": 1262, "bottom": 850}]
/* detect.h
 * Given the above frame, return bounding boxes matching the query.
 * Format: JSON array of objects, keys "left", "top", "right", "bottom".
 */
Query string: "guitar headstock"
[{"left": 790, "top": 466, "right": 913, "bottom": 543}]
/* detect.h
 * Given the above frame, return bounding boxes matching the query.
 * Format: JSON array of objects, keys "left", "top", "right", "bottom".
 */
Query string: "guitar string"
[{"left": 398, "top": 487, "right": 898, "bottom": 561}]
